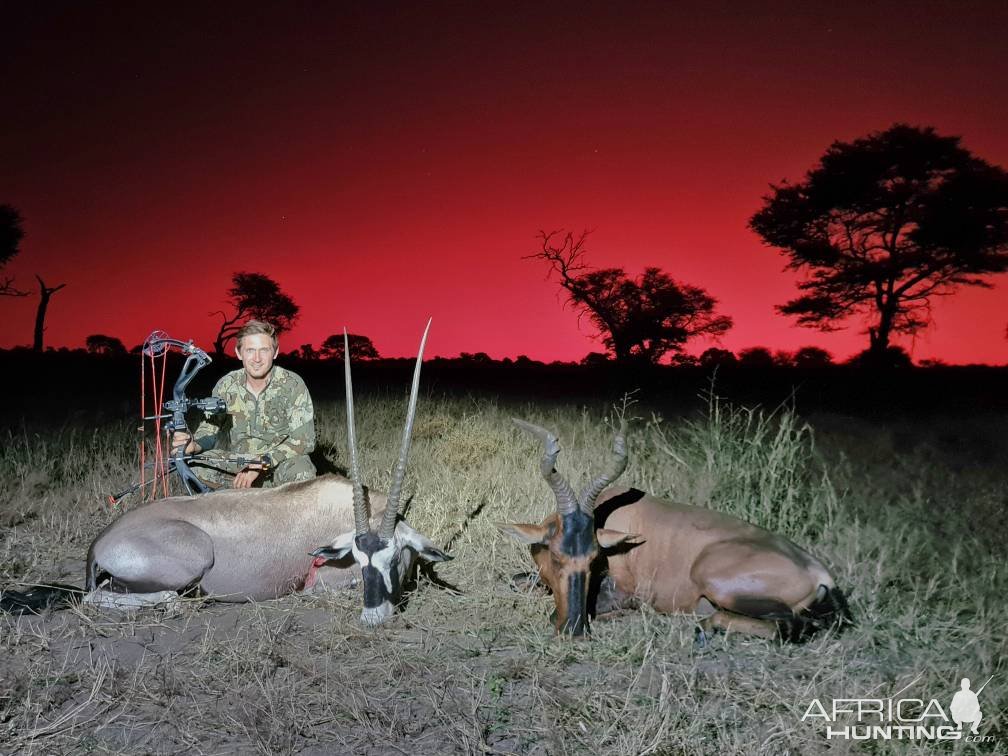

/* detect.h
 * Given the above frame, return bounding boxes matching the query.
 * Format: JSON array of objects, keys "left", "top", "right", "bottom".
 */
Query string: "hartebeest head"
[
  {"left": 497, "top": 420, "right": 641, "bottom": 636},
  {"left": 312, "top": 321, "right": 451, "bottom": 626}
]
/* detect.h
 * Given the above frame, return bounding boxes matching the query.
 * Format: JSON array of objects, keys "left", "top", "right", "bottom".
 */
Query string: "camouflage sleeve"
[
  {"left": 268, "top": 379, "right": 315, "bottom": 466},
  {"left": 192, "top": 375, "right": 228, "bottom": 451}
]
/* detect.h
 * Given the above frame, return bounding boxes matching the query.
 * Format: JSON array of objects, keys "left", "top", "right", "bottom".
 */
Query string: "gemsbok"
[
  {"left": 81, "top": 322, "right": 451, "bottom": 626},
  {"left": 498, "top": 419, "right": 851, "bottom": 642}
]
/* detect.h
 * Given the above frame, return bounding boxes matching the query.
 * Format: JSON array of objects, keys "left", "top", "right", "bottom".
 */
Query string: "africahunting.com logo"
[{"left": 801, "top": 674, "right": 996, "bottom": 742}]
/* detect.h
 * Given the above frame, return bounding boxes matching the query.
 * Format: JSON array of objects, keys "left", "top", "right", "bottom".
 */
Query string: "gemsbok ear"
[
  {"left": 311, "top": 530, "right": 355, "bottom": 561},
  {"left": 495, "top": 522, "right": 553, "bottom": 545},
  {"left": 419, "top": 545, "right": 453, "bottom": 562},
  {"left": 596, "top": 528, "right": 644, "bottom": 549},
  {"left": 399, "top": 526, "right": 454, "bottom": 562}
]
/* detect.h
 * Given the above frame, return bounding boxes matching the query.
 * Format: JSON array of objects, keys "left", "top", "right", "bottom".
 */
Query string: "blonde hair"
[{"left": 236, "top": 320, "right": 278, "bottom": 350}]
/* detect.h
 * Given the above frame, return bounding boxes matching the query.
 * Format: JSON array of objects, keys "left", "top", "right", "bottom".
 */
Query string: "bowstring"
[
  {"left": 139, "top": 343, "right": 146, "bottom": 501},
  {"left": 141, "top": 345, "right": 172, "bottom": 502},
  {"left": 153, "top": 347, "right": 169, "bottom": 499}
]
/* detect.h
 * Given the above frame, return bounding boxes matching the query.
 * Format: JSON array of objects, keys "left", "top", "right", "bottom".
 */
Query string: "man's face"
[{"left": 236, "top": 333, "right": 278, "bottom": 380}]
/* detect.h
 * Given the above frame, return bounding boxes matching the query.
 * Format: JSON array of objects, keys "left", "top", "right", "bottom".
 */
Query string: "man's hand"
[
  {"left": 171, "top": 431, "right": 199, "bottom": 455},
  {"left": 233, "top": 462, "right": 265, "bottom": 489}
]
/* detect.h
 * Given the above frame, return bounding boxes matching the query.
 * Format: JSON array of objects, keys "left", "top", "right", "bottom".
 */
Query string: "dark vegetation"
[{"left": 4, "top": 348, "right": 1007, "bottom": 432}]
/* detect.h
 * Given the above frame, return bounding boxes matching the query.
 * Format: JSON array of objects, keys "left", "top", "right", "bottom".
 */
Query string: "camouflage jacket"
[{"left": 193, "top": 365, "right": 315, "bottom": 466}]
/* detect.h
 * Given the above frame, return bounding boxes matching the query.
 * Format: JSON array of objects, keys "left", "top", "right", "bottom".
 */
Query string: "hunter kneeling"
[{"left": 173, "top": 319, "right": 316, "bottom": 489}]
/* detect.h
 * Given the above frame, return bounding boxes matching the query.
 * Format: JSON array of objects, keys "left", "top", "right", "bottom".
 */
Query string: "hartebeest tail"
[{"left": 498, "top": 420, "right": 852, "bottom": 642}]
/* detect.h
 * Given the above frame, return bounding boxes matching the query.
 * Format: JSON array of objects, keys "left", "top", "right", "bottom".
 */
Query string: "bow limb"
[{"left": 146, "top": 333, "right": 221, "bottom": 496}]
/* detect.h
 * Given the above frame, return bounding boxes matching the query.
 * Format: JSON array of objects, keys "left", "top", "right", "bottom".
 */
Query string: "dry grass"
[{"left": 1, "top": 393, "right": 1006, "bottom": 754}]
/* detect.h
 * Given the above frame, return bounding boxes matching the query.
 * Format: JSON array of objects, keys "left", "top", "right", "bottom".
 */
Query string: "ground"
[{"left": 2, "top": 388, "right": 1006, "bottom": 754}]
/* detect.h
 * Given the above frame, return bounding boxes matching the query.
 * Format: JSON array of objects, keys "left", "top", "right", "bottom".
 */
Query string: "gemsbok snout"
[
  {"left": 498, "top": 419, "right": 851, "bottom": 642},
  {"left": 84, "top": 322, "right": 451, "bottom": 626}
]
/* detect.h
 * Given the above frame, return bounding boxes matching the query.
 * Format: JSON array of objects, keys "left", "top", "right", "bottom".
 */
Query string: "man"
[{"left": 173, "top": 320, "right": 316, "bottom": 488}]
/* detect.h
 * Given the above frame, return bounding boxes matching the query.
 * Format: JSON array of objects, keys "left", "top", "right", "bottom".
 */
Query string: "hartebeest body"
[
  {"left": 499, "top": 420, "right": 851, "bottom": 641},
  {"left": 85, "top": 323, "right": 450, "bottom": 626}
]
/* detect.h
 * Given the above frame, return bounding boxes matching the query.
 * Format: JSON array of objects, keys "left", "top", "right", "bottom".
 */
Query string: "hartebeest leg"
[
  {"left": 699, "top": 608, "right": 780, "bottom": 640},
  {"left": 594, "top": 574, "right": 639, "bottom": 616}
]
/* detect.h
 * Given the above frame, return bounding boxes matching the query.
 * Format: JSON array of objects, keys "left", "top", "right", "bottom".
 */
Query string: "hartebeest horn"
[
  {"left": 580, "top": 425, "right": 628, "bottom": 514},
  {"left": 344, "top": 329, "right": 369, "bottom": 536},
  {"left": 512, "top": 419, "right": 579, "bottom": 516},
  {"left": 379, "top": 318, "right": 431, "bottom": 540}
]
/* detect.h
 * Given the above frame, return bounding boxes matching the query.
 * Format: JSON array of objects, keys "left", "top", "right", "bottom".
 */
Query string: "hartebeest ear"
[
  {"left": 495, "top": 522, "right": 553, "bottom": 545},
  {"left": 397, "top": 523, "right": 454, "bottom": 562},
  {"left": 596, "top": 528, "right": 644, "bottom": 549},
  {"left": 311, "top": 530, "right": 355, "bottom": 561}
]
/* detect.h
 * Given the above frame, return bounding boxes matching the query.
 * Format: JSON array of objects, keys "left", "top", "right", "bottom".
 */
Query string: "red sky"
[{"left": 3, "top": 2, "right": 1007, "bottom": 364}]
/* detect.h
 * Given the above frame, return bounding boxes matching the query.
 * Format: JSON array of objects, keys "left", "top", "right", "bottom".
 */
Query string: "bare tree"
[
  {"left": 33, "top": 275, "right": 66, "bottom": 352},
  {"left": 527, "top": 230, "right": 732, "bottom": 364}
]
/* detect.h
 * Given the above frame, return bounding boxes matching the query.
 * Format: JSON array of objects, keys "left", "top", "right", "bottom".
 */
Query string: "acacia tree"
[
  {"left": 750, "top": 124, "right": 1008, "bottom": 362},
  {"left": 212, "top": 272, "right": 299, "bottom": 355},
  {"left": 699, "top": 347, "right": 737, "bottom": 368},
  {"left": 528, "top": 230, "right": 732, "bottom": 364},
  {"left": 85, "top": 334, "right": 127, "bottom": 355},
  {"left": 320, "top": 333, "right": 380, "bottom": 361},
  {"left": 1, "top": 204, "right": 28, "bottom": 296},
  {"left": 737, "top": 347, "right": 775, "bottom": 368}
]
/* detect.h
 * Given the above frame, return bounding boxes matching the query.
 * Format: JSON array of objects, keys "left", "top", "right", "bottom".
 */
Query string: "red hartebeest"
[{"left": 498, "top": 419, "right": 851, "bottom": 641}]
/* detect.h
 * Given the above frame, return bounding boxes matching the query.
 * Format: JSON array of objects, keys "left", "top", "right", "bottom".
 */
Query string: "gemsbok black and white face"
[
  {"left": 311, "top": 321, "right": 452, "bottom": 627},
  {"left": 315, "top": 521, "right": 450, "bottom": 626}
]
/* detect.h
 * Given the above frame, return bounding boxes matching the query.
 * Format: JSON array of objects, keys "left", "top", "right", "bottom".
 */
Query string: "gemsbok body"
[
  {"left": 498, "top": 420, "right": 851, "bottom": 641},
  {"left": 84, "top": 322, "right": 451, "bottom": 626}
]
